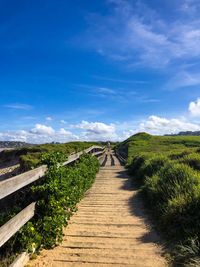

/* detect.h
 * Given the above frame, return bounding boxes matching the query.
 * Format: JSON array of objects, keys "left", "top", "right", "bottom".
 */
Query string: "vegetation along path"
[{"left": 28, "top": 151, "right": 167, "bottom": 267}]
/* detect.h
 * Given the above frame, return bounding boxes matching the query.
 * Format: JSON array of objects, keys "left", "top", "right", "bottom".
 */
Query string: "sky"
[{"left": 1, "top": 0, "right": 200, "bottom": 143}]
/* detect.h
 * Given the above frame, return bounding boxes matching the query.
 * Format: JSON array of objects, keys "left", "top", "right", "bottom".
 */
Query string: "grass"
[{"left": 116, "top": 132, "right": 200, "bottom": 266}]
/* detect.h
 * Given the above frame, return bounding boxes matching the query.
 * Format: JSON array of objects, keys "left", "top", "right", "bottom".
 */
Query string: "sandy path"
[
  {"left": 27, "top": 151, "right": 167, "bottom": 267},
  {"left": 0, "top": 163, "right": 20, "bottom": 181}
]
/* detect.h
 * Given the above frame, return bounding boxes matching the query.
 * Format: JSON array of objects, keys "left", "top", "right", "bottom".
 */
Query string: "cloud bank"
[{"left": 1, "top": 98, "right": 200, "bottom": 143}]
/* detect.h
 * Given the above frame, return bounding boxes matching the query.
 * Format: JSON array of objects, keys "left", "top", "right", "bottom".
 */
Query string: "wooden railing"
[
  {"left": 115, "top": 150, "right": 126, "bottom": 165},
  {"left": 0, "top": 145, "right": 105, "bottom": 249}
]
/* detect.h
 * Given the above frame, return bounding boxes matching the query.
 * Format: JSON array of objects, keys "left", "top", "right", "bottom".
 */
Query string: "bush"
[
  {"left": 128, "top": 153, "right": 169, "bottom": 183},
  {"left": 168, "top": 150, "right": 191, "bottom": 160},
  {"left": 140, "top": 154, "right": 169, "bottom": 179},
  {"left": 128, "top": 154, "right": 148, "bottom": 177},
  {"left": 179, "top": 153, "right": 200, "bottom": 171},
  {"left": 143, "top": 163, "right": 200, "bottom": 241},
  {"left": 172, "top": 238, "right": 200, "bottom": 266}
]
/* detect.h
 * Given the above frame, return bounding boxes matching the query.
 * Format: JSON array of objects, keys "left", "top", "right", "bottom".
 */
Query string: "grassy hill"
[
  {"left": 116, "top": 133, "right": 200, "bottom": 266},
  {"left": 117, "top": 132, "right": 200, "bottom": 164}
]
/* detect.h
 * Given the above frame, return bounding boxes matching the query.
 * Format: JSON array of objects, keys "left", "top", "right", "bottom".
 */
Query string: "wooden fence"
[
  {"left": 115, "top": 150, "right": 126, "bottom": 165},
  {"left": 0, "top": 145, "right": 105, "bottom": 249}
]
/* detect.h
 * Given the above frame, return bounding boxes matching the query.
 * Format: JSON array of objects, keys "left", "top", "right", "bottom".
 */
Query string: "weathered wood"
[
  {"left": 92, "top": 150, "right": 105, "bottom": 157},
  {"left": 0, "top": 165, "right": 47, "bottom": 200},
  {"left": 0, "top": 202, "right": 36, "bottom": 247},
  {"left": 62, "top": 145, "right": 103, "bottom": 166},
  {"left": 115, "top": 151, "right": 126, "bottom": 165},
  {"left": 10, "top": 252, "right": 29, "bottom": 267}
]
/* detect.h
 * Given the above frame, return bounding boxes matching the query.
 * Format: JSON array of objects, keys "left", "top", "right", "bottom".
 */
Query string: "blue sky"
[{"left": 1, "top": 0, "right": 200, "bottom": 143}]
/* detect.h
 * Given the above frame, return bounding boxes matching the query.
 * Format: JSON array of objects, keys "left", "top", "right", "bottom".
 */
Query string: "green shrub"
[
  {"left": 140, "top": 154, "right": 169, "bottom": 179},
  {"left": 179, "top": 153, "right": 200, "bottom": 171},
  {"left": 168, "top": 150, "right": 191, "bottom": 160},
  {"left": 128, "top": 153, "right": 169, "bottom": 184},
  {"left": 143, "top": 163, "right": 200, "bottom": 241},
  {"left": 19, "top": 153, "right": 42, "bottom": 171},
  {"left": 172, "top": 238, "right": 200, "bottom": 266},
  {"left": 127, "top": 154, "right": 148, "bottom": 177}
]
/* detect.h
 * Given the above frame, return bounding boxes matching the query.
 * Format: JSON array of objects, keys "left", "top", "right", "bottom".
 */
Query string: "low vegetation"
[
  {"left": 0, "top": 151, "right": 99, "bottom": 266},
  {"left": 116, "top": 133, "right": 200, "bottom": 266},
  {"left": 0, "top": 141, "right": 98, "bottom": 171}
]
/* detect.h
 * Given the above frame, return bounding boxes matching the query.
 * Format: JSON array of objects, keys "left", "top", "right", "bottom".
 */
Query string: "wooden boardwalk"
[{"left": 28, "top": 152, "right": 167, "bottom": 267}]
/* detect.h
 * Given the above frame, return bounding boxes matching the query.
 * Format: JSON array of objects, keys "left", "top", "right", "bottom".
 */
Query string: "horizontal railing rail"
[
  {"left": 115, "top": 150, "right": 126, "bottom": 165},
  {"left": 0, "top": 145, "right": 105, "bottom": 249},
  {"left": 0, "top": 165, "right": 47, "bottom": 200}
]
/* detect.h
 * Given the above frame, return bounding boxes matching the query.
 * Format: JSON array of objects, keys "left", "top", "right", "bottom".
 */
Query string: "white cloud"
[
  {"left": 60, "top": 120, "right": 67, "bottom": 124},
  {"left": 164, "top": 71, "right": 200, "bottom": 90},
  {"left": 4, "top": 103, "right": 33, "bottom": 110},
  {"left": 2, "top": 98, "right": 200, "bottom": 144},
  {"left": 96, "top": 87, "right": 116, "bottom": 95},
  {"left": 46, "top": 117, "right": 53, "bottom": 121},
  {"left": 0, "top": 121, "right": 118, "bottom": 143},
  {"left": 73, "top": 120, "right": 118, "bottom": 141},
  {"left": 93, "top": 75, "right": 147, "bottom": 84},
  {"left": 75, "top": 84, "right": 117, "bottom": 96},
  {"left": 75, "top": 120, "right": 115, "bottom": 134},
  {"left": 0, "top": 130, "right": 29, "bottom": 142},
  {"left": 189, "top": 98, "right": 200, "bottom": 116},
  {"left": 0, "top": 125, "right": 78, "bottom": 144},
  {"left": 58, "top": 128, "right": 73, "bottom": 136},
  {"left": 82, "top": 0, "right": 200, "bottom": 68},
  {"left": 138, "top": 115, "right": 200, "bottom": 135},
  {"left": 121, "top": 129, "right": 137, "bottom": 140},
  {"left": 180, "top": 0, "right": 200, "bottom": 14},
  {"left": 30, "top": 124, "right": 55, "bottom": 135}
]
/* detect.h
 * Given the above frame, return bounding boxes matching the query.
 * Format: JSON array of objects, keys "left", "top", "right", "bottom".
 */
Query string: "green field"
[{"left": 116, "top": 133, "right": 200, "bottom": 266}]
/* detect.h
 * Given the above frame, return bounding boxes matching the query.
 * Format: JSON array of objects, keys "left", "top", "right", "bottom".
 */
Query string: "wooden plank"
[
  {"left": 0, "top": 202, "right": 36, "bottom": 247},
  {"left": 63, "top": 145, "right": 103, "bottom": 166},
  {"left": 0, "top": 165, "right": 47, "bottom": 200},
  {"left": 115, "top": 151, "right": 126, "bottom": 164},
  {"left": 63, "top": 151, "right": 84, "bottom": 166},
  {"left": 10, "top": 252, "right": 29, "bottom": 267},
  {"left": 92, "top": 151, "right": 105, "bottom": 157}
]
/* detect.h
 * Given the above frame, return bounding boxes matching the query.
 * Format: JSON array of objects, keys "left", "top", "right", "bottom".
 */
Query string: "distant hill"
[
  {"left": 166, "top": 131, "right": 200, "bottom": 136},
  {"left": 0, "top": 141, "right": 33, "bottom": 148}
]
